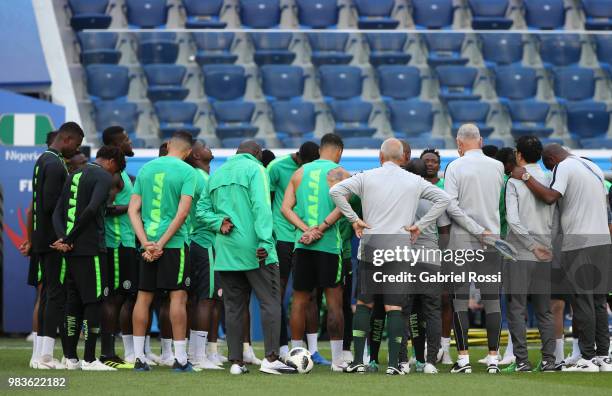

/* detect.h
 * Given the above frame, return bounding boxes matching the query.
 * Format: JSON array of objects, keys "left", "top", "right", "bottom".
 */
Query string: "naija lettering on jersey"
[
  {"left": 105, "top": 171, "right": 135, "bottom": 248},
  {"left": 66, "top": 172, "right": 83, "bottom": 234},
  {"left": 146, "top": 172, "right": 165, "bottom": 239}
]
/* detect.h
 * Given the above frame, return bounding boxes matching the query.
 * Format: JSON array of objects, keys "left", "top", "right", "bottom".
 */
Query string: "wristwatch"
[{"left": 521, "top": 172, "right": 531, "bottom": 182}]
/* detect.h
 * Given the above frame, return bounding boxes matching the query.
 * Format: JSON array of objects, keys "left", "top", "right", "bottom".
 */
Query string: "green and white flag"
[{"left": 0, "top": 113, "right": 54, "bottom": 146}]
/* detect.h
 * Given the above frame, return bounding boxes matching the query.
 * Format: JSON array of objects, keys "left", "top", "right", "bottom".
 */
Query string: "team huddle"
[{"left": 20, "top": 120, "right": 612, "bottom": 375}]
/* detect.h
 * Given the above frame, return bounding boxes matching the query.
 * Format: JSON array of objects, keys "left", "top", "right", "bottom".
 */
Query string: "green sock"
[
  {"left": 387, "top": 310, "right": 404, "bottom": 368},
  {"left": 352, "top": 305, "right": 372, "bottom": 365}
]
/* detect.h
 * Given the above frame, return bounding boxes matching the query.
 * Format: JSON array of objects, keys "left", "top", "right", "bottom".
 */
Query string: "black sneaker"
[
  {"left": 133, "top": 358, "right": 151, "bottom": 372},
  {"left": 450, "top": 362, "right": 472, "bottom": 374},
  {"left": 514, "top": 361, "right": 532, "bottom": 372},
  {"left": 344, "top": 362, "right": 366, "bottom": 373},
  {"left": 100, "top": 355, "right": 134, "bottom": 369},
  {"left": 385, "top": 366, "right": 405, "bottom": 376},
  {"left": 487, "top": 363, "right": 500, "bottom": 373},
  {"left": 541, "top": 360, "right": 560, "bottom": 372},
  {"left": 172, "top": 359, "right": 198, "bottom": 372}
]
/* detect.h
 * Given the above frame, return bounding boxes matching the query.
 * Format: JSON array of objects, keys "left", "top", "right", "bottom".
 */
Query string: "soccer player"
[
  {"left": 282, "top": 133, "right": 350, "bottom": 372},
  {"left": 31, "top": 122, "right": 83, "bottom": 369},
  {"left": 199, "top": 140, "right": 294, "bottom": 375},
  {"left": 330, "top": 138, "right": 450, "bottom": 375},
  {"left": 51, "top": 145, "right": 126, "bottom": 370},
  {"left": 421, "top": 148, "right": 445, "bottom": 189},
  {"left": 128, "top": 131, "right": 197, "bottom": 372},
  {"left": 504, "top": 136, "right": 557, "bottom": 372},
  {"left": 511, "top": 144, "right": 612, "bottom": 372}
]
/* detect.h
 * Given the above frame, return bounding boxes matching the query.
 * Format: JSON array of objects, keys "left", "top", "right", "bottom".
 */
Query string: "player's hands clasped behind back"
[
  {"left": 50, "top": 239, "right": 73, "bottom": 253},
  {"left": 19, "top": 240, "right": 31, "bottom": 256},
  {"left": 351, "top": 218, "right": 370, "bottom": 238},
  {"left": 299, "top": 226, "right": 323, "bottom": 245},
  {"left": 532, "top": 244, "right": 553, "bottom": 261}
]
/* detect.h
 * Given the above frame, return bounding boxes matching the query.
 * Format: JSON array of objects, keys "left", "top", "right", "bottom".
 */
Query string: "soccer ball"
[{"left": 286, "top": 347, "right": 314, "bottom": 374}]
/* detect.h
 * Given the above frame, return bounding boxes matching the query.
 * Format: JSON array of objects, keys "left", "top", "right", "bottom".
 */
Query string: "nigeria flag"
[{"left": 0, "top": 114, "right": 54, "bottom": 145}]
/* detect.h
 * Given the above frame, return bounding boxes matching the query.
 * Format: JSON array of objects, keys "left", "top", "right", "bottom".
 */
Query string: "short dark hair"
[
  {"left": 46, "top": 131, "right": 58, "bottom": 146},
  {"left": 102, "top": 126, "right": 125, "bottom": 145},
  {"left": 96, "top": 145, "right": 126, "bottom": 171},
  {"left": 405, "top": 158, "right": 427, "bottom": 178},
  {"left": 261, "top": 149, "right": 276, "bottom": 167},
  {"left": 58, "top": 121, "right": 84, "bottom": 137},
  {"left": 158, "top": 142, "right": 168, "bottom": 157},
  {"left": 482, "top": 144, "right": 499, "bottom": 158},
  {"left": 420, "top": 148, "right": 440, "bottom": 161},
  {"left": 298, "top": 141, "right": 320, "bottom": 164},
  {"left": 171, "top": 130, "right": 195, "bottom": 147},
  {"left": 515, "top": 136, "right": 542, "bottom": 164},
  {"left": 495, "top": 147, "right": 516, "bottom": 166},
  {"left": 320, "top": 133, "right": 343, "bottom": 150}
]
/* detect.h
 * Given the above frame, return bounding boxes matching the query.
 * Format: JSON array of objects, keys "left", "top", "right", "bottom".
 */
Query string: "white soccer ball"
[{"left": 286, "top": 347, "right": 314, "bottom": 374}]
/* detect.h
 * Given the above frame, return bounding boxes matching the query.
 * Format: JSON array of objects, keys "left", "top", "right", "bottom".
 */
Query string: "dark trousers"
[{"left": 401, "top": 289, "right": 442, "bottom": 364}]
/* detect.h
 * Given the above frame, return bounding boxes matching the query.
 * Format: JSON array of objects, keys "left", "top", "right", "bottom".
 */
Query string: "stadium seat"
[
  {"left": 552, "top": 67, "right": 596, "bottom": 102},
  {"left": 211, "top": 101, "right": 259, "bottom": 139},
  {"left": 260, "top": 65, "right": 305, "bottom": 100},
  {"left": 412, "top": 0, "right": 454, "bottom": 29},
  {"left": 538, "top": 34, "right": 582, "bottom": 67},
  {"left": 251, "top": 33, "right": 296, "bottom": 65},
  {"left": 424, "top": 33, "right": 468, "bottom": 67},
  {"left": 579, "top": 138, "right": 612, "bottom": 148},
  {"left": 138, "top": 38, "right": 179, "bottom": 64},
  {"left": 192, "top": 32, "right": 237, "bottom": 65},
  {"left": 202, "top": 65, "right": 247, "bottom": 100},
  {"left": 523, "top": 0, "right": 565, "bottom": 30},
  {"left": 447, "top": 101, "right": 494, "bottom": 137},
  {"left": 582, "top": 0, "right": 612, "bottom": 30},
  {"left": 565, "top": 101, "right": 610, "bottom": 139},
  {"left": 483, "top": 138, "right": 504, "bottom": 147},
  {"left": 271, "top": 101, "right": 316, "bottom": 136},
  {"left": 468, "top": 0, "right": 512, "bottom": 29},
  {"left": 86, "top": 65, "right": 130, "bottom": 101},
  {"left": 593, "top": 35, "right": 612, "bottom": 68},
  {"left": 436, "top": 66, "right": 481, "bottom": 101},
  {"left": 94, "top": 101, "right": 139, "bottom": 133},
  {"left": 143, "top": 64, "right": 189, "bottom": 102},
  {"left": 365, "top": 33, "right": 411, "bottom": 66},
  {"left": 377, "top": 65, "right": 422, "bottom": 100},
  {"left": 138, "top": 32, "right": 176, "bottom": 42},
  {"left": 68, "top": 0, "right": 112, "bottom": 30},
  {"left": 221, "top": 137, "right": 266, "bottom": 148},
  {"left": 280, "top": 136, "right": 313, "bottom": 148},
  {"left": 239, "top": 0, "right": 281, "bottom": 28},
  {"left": 493, "top": 65, "right": 539, "bottom": 100},
  {"left": 125, "top": 0, "right": 169, "bottom": 28},
  {"left": 182, "top": 0, "right": 228, "bottom": 29},
  {"left": 130, "top": 134, "right": 147, "bottom": 148},
  {"left": 318, "top": 66, "right": 363, "bottom": 100},
  {"left": 480, "top": 33, "right": 523, "bottom": 67},
  {"left": 77, "top": 32, "right": 120, "bottom": 65},
  {"left": 387, "top": 100, "right": 435, "bottom": 137},
  {"left": 154, "top": 100, "right": 200, "bottom": 138},
  {"left": 343, "top": 137, "right": 383, "bottom": 148},
  {"left": 505, "top": 100, "right": 554, "bottom": 138},
  {"left": 353, "top": 0, "right": 400, "bottom": 30},
  {"left": 329, "top": 100, "right": 376, "bottom": 138},
  {"left": 308, "top": 33, "right": 353, "bottom": 65},
  {"left": 295, "top": 0, "right": 339, "bottom": 29},
  {"left": 407, "top": 137, "right": 446, "bottom": 149}
]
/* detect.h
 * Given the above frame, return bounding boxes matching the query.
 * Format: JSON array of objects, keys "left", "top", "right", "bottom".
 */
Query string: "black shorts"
[
  {"left": 190, "top": 242, "right": 220, "bottom": 301},
  {"left": 40, "top": 250, "right": 65, "bottom": 288},
  {"left": 355, "top": 260, "right": 408, "bottom": 307},
  {"left": 139, "top": 245, "right": 191, "bottom": 292},
  {"left": 551, "top": 267, "right": 571, "bottom": 301},
  {"left": 28, "top": 254, "right": 43, "bottom": 287},
  {"left": 276, "top": 241, "right": 295, "bottom": 280},
  {"left": 65, "top": 255, "right": 109, "bottom": 304},
  {"left": 106, "top": 245, "right": 138, "bottom": 294},
  {"left": 293, "top": 248, "right": 343, "bottom": 292}
]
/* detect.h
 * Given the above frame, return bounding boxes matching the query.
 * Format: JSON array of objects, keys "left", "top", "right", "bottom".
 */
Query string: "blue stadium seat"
[
  {"left": 239, "top": 0, "right": 281, "bottom": 28},
  {"left": 77, "top": 32, "right": 120, "bottom": 65},
  {"left": 377, "top": 65, "right": 422, "bottom": 100},
  {"left": 387, "top": 100, "right": 434, "bottom": 137},
  {"left": 68, "top": 0, "right": 112, "bottom": 30},
  {"left": 329, "top": 100, "right": 376, "bottom": 138},
  {"left": 343, "top": 137, "right": 383, "bottom": 149},
  {"left": 353, "top": 0, "right": 400, "bottom": 30},
  {"left": 138, "top": 32, "right": 176, "bottom": 42},
  {"left": 94, "top": 101, "right": 139, "bottom": 133},
  {"left": 436, "top": 66, "right": 481, "bottom": 101},
  {"left": 447, "top": 101, "right": 494, "bottom": 137},
  {"left": 480, "top": 33, "right": 523, "bottom": 67},
  {"left": 183, "top": 0, "right": 228, "bottom": 29},
  {"left": 579, "top": 138, "right": 612, "bottom": 148},
  {"left": 251, "top": 33, "right": 296, "bottom": 65},
  {"left": 143, "top": 64, "right": 189, "bottom": 102},
  {"left": 125, "top": 0, "right": 169, "bottom": 28},
  {"left": 365, "top": 33, "right": 411, "bottom": 66},
  {"left": 493, "top": 65, "right": 539, "bottom": 100},
  {"left": 296, "top": 0, "right": 339, "bottom": 29},
  {"left": 468, "top": 0, "right": 512, "bottom": 29},
  {"left": 538, "top": 34, "right": 582, "bottom": 67},
  {"left": 260, "top": 65, "right": 305, "bottom": 100},
  {"left": 271, "top": 101, "right": 316, "bottom": 137},
  {"left": 483, "top": 138, "right": 504, "bottom": 147},
  {"left": 412, "top": 0, "right": 454, "bottom": 29},
  {"left": 202, "top": 65, "right": 247, "bottom": 100},
  {"left": 565, "top": 101, "right": 610, "bottom": 139},
  {"left": 130, "top": 134, "right": 147, "bottom": 148},
  {"left": 552, "top": 67, "right": 596, "bottom": 102},
  {"left": 505, "top": 100, "right": 554, "bottom": 138},
  {"left": 407, "top": 137, "right": 446, "bottom": 149},
  {"left": 318, "top": 66, "right": 363, "bottom": 100},
  {"left": 539, "top": 137, "right": 565, "bottom": 145},
  {"left": 221, "top": 137, "right": 266, "bottom": 148},
  {"left": 524, "top": 0, "right": 565, "bottom": 30},
  {"left": 424, "top": 33, "right": 468, "bottom": 67},
  {"left": 308, "top": 33, "right": 353, "bottom": 65},
  {"left": 138, "top": 38, "right": 179, "bottom": 64},
  {"left": 212, "top": 101, "right": 259, "bottom": 139},
  {"left": 582, "top": 0, "right": 612, "bottom": 30},
  {"left": 154, "top": 100, "right": 200, "bottom": 138},
  {"left": 86, "top": 65, "right": 130, "bottom": 100},
  {"left": 192, "top": 32, "right": 237, "bottom": 65},
  {"left": 280, "top": 136, "right": 314, "bottom": 148},
  {"left": 594, "top": 35, "right": 612, "bottom": 68}
]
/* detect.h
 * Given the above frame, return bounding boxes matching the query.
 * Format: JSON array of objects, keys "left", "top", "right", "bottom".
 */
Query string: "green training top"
[
  {"left": 268, "top": 154, "right": 299, "bottom": 243},
  {"left": 132, "top": 156, "right": 196, "bottom": 248},
  {"left": 339, "top": 195, "right": 362, "bottom": 259},
  {"left": 189, "top": 168, "right": 215, "bottom": 249},
  {"left": 500, "top": 174, "right": 509, "bottom": 238},
  {"left": 105, "top": 171, "right": 136, "bottom": 248},
  {"left": 294, "top": 159, "right": 342, "bottom": 254},
  {"left": 435, "top": 177, "right": 445, "bottom": 189}
]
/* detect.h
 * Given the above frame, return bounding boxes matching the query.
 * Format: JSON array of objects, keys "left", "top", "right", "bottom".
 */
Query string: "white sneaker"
[
  {"left": 243, "top": 346, "right": 262, "bottom": 365},
  {"left": 230, "top": 363, "right": 249, "bottom": 375},
  {"left": 562, "top": 358, "right": 599, "bottom": 372},
  {"left": 399, "top": 361, "right": 411, "bottom": 374},
  {"left": 26, "top": 332, "right": 35, "bottom": 342},
  {"left": 37, "top": 356, "right": 65, "bottom": 370},
  {"left": 596, "top": 356, "right": 612, "bottom": 372},
  {"left": 29, "top": 358, "right": 38, "bottom": 369},
  {"left": 208, "top": 353, "right": 224, "bottom": 366},
  {"left": 423, "top": 363, "right": 438, "bottom": 374},
  {"left": 260, "top": 358, "right": 296, "bottom": 375},
  {"left": 331, "top": 361, "right": 348, "bottom": 372},
  {"left": 81, "top": 359, "right": 117, "bottom": 371},
  {"left": 159, "top": 356, "right": 175, "bottom": 367},
  {"left": 341, "top": 350, "right": 354, "bottom": 364},
  {"left": 478, "top": 355, "right": 500, "bottom": 365},
  {"left": 65, "top": 358, "right": 81, "bottom": 370},
  {"left": 564, "top": 353, "right": 581, "bottom": 366},
  {"left": 144, "top": 353, "right": 160, "bottom": 366},
  {"left": 193, "top": 356, "right": 224, "bottom": 370},
  {"left": 498, "top": 355, "right": 516, "bottom": 365},
  {"left": 217, "top": 354, "right": 228, "bottom": 363}
]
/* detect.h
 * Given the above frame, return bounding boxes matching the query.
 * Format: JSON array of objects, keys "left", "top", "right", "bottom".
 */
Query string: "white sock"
[
  {"left": 122, "top": 335, "right": 134, "bottom": 360},
  {"left": 174, "top": 339, "right": 187, "bottom": 365},
  {"left": 457, "top": 354, "right": 469, "bottom": 367},
  {"left": 555, "top": 338, "right": 564, "bottom": 363},
  {"left": 41, "top": 336, "right": 55, "bottom": 358},
  {"left": 330, "top": 340, "right": 343, "bottom": 365},
  {"left": 31, "top": 332, "right": 38, "bottom": 361},
  {"left": 503, "top": 336, "right": 514, "bottom": 357},
  {"left": 35, "top": 335, "right": 44, "bottom": 359},
  {"left": 161, "top": 338, "right": 174, "bottom": 360},
  {"left": 280, "top": 345, "right": 289, "bottom": 356},
  {"left": 571, "top": 338, "right": 581, "bottom": 358},
  {"left": 306, "top": 333, "right": 318, "bottom": 355},
  {"left": 133, "top": 336, "right": 146, "bottom": 360},
  {"left": 207, "top": 341, "right": 218, "bottom": 355},
  {"left": 291, "top": 340, "right": 304, "bottom": 349},
  {"left": 144, "top": 335, "right": 152, "bottom": 355},
  {"left": 188, "top": 330, "right": 197, "bottom": 361},
  {"left": 243, "top": 342, "right": 251, "bottom": 354},
  {"left": 441, "top": 337, "right": 450, "bottom": 352},
  {"left": 194, "top": 331, "right": 207, "bottom": 361}
]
